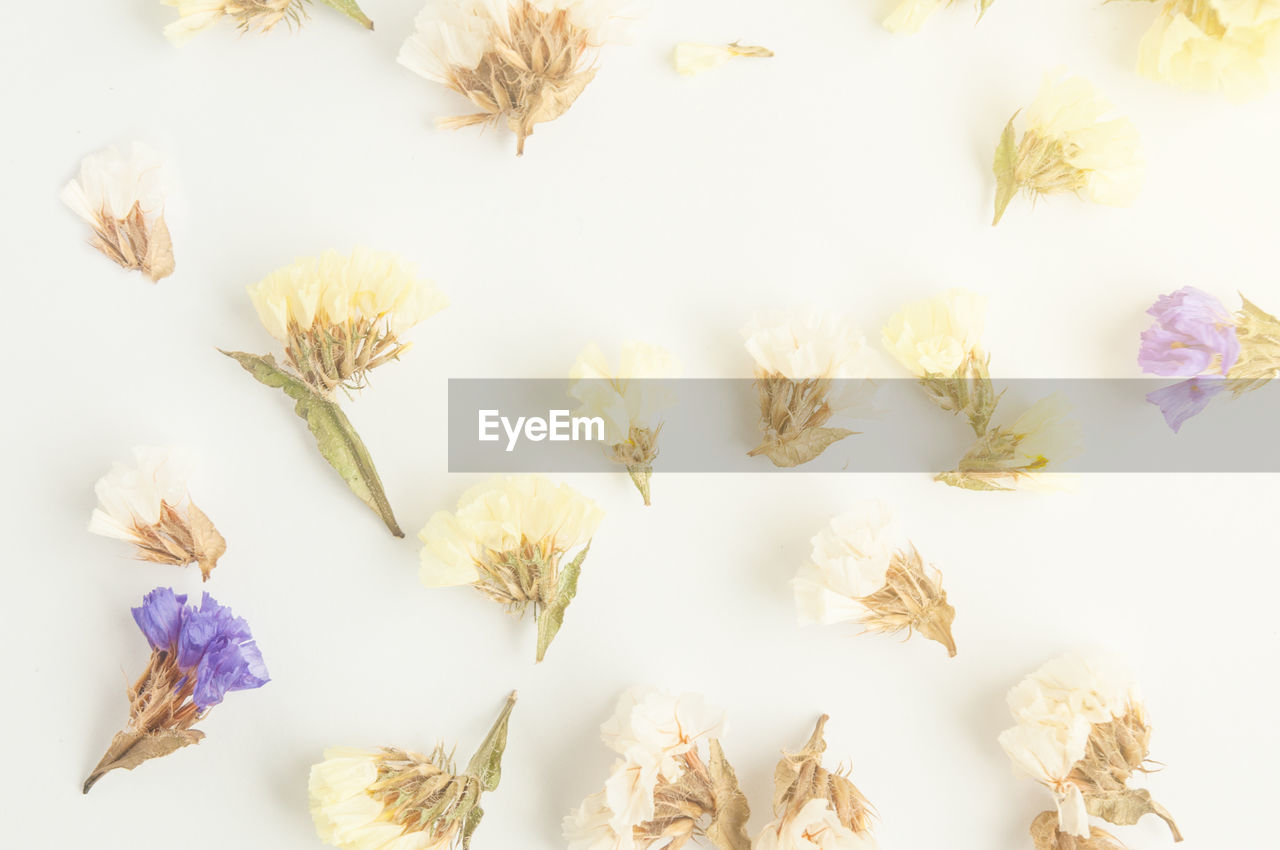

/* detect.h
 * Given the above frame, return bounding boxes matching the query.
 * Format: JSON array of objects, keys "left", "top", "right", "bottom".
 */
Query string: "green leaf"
[
  {"left": 753, "top": 427, "right": 854, "bottom": 468},
  {"left": 221, "top": 350, "right": 403, "bottom": 537},
  {"left": 465, "top": 692, "right": 518, "bottom": 792},
  {"left": 1085, "top": 789, "right": 1183, "bottom": 842},
  {"left": 934, "top": 471, "right": 1013, "bottom": 491},
  {"left": 317, "top": 0, "right": 374, "bottom": 29},
  {"left": 992, "top": 112, "right": 1020, "bottom": 226},
  {"left": 705, "top": 740, "right": 752, "bottom": 850},
  {"left": 461, "top": 805, "right": 485, "bottom": 850},
  {"left": 535, "top": 543, "right": 590, "bottom": 663}
]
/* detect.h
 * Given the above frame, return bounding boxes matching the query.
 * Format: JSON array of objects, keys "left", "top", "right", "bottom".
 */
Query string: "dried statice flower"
[
  {"left": 993, "top": 72, "right": 1143, "bottom": 226},
  {"left": 61, "top": 143, "right": 173, "bottom": 282},
  {"left": 672, "top": 42, "right": 773, "bottom": 77},
  {"left": 882, "top": 290, "right": 996, "bottom": 437},
  {"left": 793, "top": 502, "right": 956, "bottom": 657},
  {"left": 937, "top": 393, "right": 1081, "bottom": 491},
  {"left": 160, "top": 0, "right": 373, "bottom": 46},
  {"left": 569, "top": 341, "right": 681, "bottom": 505},
  {"left": 742, "top": 310, "right": 878, "bottom": 468},
  {"left": 1131, "top": 0, "right": 1280, "bottom": 99},
  {"left": 1139, "top": 287, "right": 1280, "bottom": 430},
  {"left": 757, "top": 716, "right": 878, "bottom": 850},
  {"left": 223, "top": 248, "right": 448, "bottom": 538},
  {"left": 999, "top": 653, "right": 1182, "bottom": 845},
  {"left": 84, "top": 588, "right": 269, "bottom": 792},
  {"left": 883, "top": 0, "right": 996, "bottom": 33},
  {"left": 419, "top": 475, "right": 604, "bottom": 662},
  {"left": 1030, "top": 811, "right": 1130, "bottom": 850},
  {"left": 309, "top": 692, "right": 517, "bottom": 850},
  {"left": 398, "top": 0, "right": 634, "bottom": 156},
  {"left": 89, "top": 447, "right": 227, "bottom": 581},
  {"left": 564, "top": 688, "right": 750, "bottom": 850}
]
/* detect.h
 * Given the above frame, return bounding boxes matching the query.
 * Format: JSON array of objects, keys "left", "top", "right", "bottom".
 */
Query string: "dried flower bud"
[
  {"left": 1031, "top": 811, "right": 1129, "bottom": 850},
  {"left": 936, "top": 393, "right": 1081, "bottom": 491},
  {"left": 161, "top": 0, "right": 373, "bottom": 46},
  {"left": 420, "top": 475, "right": 604, "bottom": 662},
  {"left": 62, "top": 143, "right": 174, "bottom": 282},
  {"left": 672, "top": 42, "right": 773, "bottom": 76},
  {"left": 89, "top": 447, "right": 226, "bottom": 581},
  {"left": 310, "top": 692, "right": 517, "bottom": 850},
  {"left": 992, "top": 71, "right": 1143, "bottom": 226},
  {"left": 768, "top": 716, "right": 876, "bottom": 838}
]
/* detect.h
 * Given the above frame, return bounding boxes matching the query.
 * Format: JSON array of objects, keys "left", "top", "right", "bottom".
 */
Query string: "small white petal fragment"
[
  {"left": 673, "top": 42, "right": 773, "bottom": 77},
  {"left": 62, "top": 143, "right": 174, "bottom": 282}
]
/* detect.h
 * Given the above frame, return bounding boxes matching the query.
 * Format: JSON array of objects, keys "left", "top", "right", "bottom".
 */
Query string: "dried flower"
[
  {"left": 161, "top": 0, "right": 373, "bottom": 46},
  {"left": 224, "top": 248, "right": 447, "bottom": 538},
  {"left": 309, "top": 692, "right": 516, "bottom": 850},
  {"left": 565, "top": 688, "right": 750, "bottom": 850},
  {"left": 1030, "top": 811, "right": 1129, "bottom": 850},
  {"left": 883, "top": 0, "right": 995, "bottom": 34},
  {"left": 398, "top": 0, "right": 633, "bottom": 156},
  {"left": 742, "top": 310, "right": 878, "bottom": 468},
  {"left": 793, "top": 502, "right": 956, "bottom": 657},
  {"left": 937, "top": 394, "right": 1081, "bottom": 491},
  {"left": 61, "top": 143, "right": 173, "bottom": 282},
  {"left": 1134, "top": 0, "right": 1280, "bottom": 99},
  {"left": 672, "top": 42, "right": 773, "bottom": 76},
  {"left": 84, "top": 588, "right": 269, "bottom": 793},
  {"left": 999, "top": 653, "right": 1181, "bottom": 844},
  {"left": 993, "top": 72, "right": 1143, "bottom": 226},
  {"left": 89, "top": 447, "right": 227, "bottom": 581},
  {"left": 569, "top": 341, "right": 680, "bottom": 505},
  {"left": 882, "top": 290, "right": 996, "bottom": 436},
  {"left": 757, "top": 716, "right": 878, "bottom": 850},
  {"left": 419, "top": 475, "right": 603, "bottom": 662}
]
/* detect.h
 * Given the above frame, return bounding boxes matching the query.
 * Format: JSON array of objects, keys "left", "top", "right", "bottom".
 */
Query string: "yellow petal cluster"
[
  {"left": 883, "top": 0, "right": 948, "bottom": 34},
  {"left": 1137, "top": 0, "right": 1280, "bottom": 98},
  {"left": 309, "top": 748, "right": 454, "bottom": 850},
  {"left": 881, "top": 290, "right": 986, "bottom": 378},
  {"left": 569, "top": 341, "right": 680, "bottom": 445}
]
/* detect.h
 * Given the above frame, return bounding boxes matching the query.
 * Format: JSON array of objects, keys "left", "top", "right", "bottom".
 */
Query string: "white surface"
[{"left": 3, "top": 1, "right": 1278, "bottom": 848}]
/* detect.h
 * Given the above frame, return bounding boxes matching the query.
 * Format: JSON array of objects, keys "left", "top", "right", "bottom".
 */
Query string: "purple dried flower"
[
  {"left": 132, "top": 587, "right": 187, "bottom": 650},
  {"left": 1138, "top": 287, "right": 1239, "bottom": 377},
  {"left": 1147, "top": 378, "right": 1227, "bottom": 432}
]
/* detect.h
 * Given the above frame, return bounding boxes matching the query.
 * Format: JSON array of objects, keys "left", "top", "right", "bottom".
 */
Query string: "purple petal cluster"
[
  {"left": 132, "top": 588, "right": 270, "bottom": 710},
  {"left": 1138, "top": 287, "right": 1240, "bottom": 377},
  {"left": 1147, "top": 377, "right": 1228, "bottom": 432}
]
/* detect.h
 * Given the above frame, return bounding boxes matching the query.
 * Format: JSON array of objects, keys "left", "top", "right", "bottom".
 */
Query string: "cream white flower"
[
  {"left": 161, "top": 0, "right": 372, "bottom": 45},
  {"left": 882, "top": 0, "right": 947, "bottom": 33},
  {"left": 569, "top": 341, "right": 680, "bottom": 445},
  {"left": 89, "top": 447, "right": 227, "bottom": 580},
  {"left": 602, "top": 750, "right": 662, "bottom": 833},
  {"left": 673, "top": 42, "right": 774, "bottom": 77},
  {"left": 793, "top": 503, "right": 898, "bottom": 626},
  {"left": 1135, "top": 0, "right": 1280, "bottom": 98},
  {"left": 881, "top": 290, "right": 986, "bottom": 378},
  {"left": 1006, "top": 393, "right": 1083, "bottom": 474},
  {"left": 398, "top": 0, "right": 633, "bottom": 155},
  {"left": 755, "top": 798, "right": 880, "bottom": 850},
  {"left": 563, "top": 790, "right": 636, "bottom": 850},
  {"left": 62, "top": 143, "right": 174, "bottom": 282},
  {"left": 743, "top": 310, "right": 878, "bottom": 381},
  {"left": 600, "top": 687, "right": 727, "bottom": 781}
]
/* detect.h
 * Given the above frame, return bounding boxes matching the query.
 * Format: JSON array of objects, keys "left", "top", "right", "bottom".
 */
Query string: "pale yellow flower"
[
  {"left": 162, "top": 0, "right": 302, "bottom": 45},
  {"left": 881, "top": 290, "right": 986, "bottom": 378},
  {"left": 569, "top": 341, "right": 680, "bottom": 445},
  {"left": 883, "top": 0, "right": 947, "bottom": 34},
  {"left": 743, "top": 310, "right": 878, "bottom": 381},
  {"left": 1137, "top": 1, "right": 1280, "bottom": 98},
  {"left": 673, "top": 42, "right": 773, "bottom": 77}
]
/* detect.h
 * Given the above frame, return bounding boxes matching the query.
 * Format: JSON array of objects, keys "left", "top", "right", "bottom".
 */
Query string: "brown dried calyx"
[
  {"left": 610, "top": 424, "right": 661, "bottom": 506},
  {"left": 472, "top": 540, "right": 591, "bottom": 663},
  {"left": 856, "top": 546, "right": 957, "bottom": 657},
  {"left": 748, "top": 374, "right": 854, "bottom": 468},
  {"left": 1070, "top": 704, "right": 1183, "bottom": 842},
  {"left": 440, "top": 1, "right": 600, "bottom": 156},
  {"left": 282, "top": 317, "right": 412, "bottom": 397},
  {"left": 224, "top": 0, "right": 306, "bottom": 33},
  {"left": 1031, "top": 811, "right": 1129, "bottom": 850},
  {"left": 88, "top": 202, "right": 174, "bottom": 282},
  {"left": 915, "top": 350, "right": 1000, "bottom": 437},
  {"left": 771, "top": 715, "right": 875, "bottom": 835},
  {"left": 130, "top": 500, "right": 227, "bottom": 582},
  {"left": 634, "top": 741, "right": 751, "bottom": 850}
]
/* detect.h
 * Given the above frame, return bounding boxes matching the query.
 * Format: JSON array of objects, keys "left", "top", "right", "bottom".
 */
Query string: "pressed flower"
[
  {"left": 224, "top": 248, "right": 447, "bottom": 538},
  {"left": 883, "top": 0, "right": 996, "bottom": 34},
  {"left": 89, "top": 447, "right": 227, "bottom": 581},
  {"left": 794, "top": 502, "right": 956, "bottom": 657},
  {"left": 672, "top": 42, "right": 773, "bottom": 77},
  {"left": 992, "top": 71, "right": 1143, "bottom": 225},
  {"left": 742, "top": 310, "right": 878, "bottom": 468},
  {"left": 882, "top": 290, "right": 995, "bottom": 436},
  {"left": 566, "top": 688, "right": 750, "bottom": 850},
  {"left": 61, "top": 143, "right": 173, "bottom": 282},
  {"left": 161, "top": 0, "right": 373, "bottom": 46},
  {"left": 309, "top": 692, "right": 517, "bottom": 850},
  {"left": 398, "top": 0, "right": 634, "bottom": 156},
  {"left": 999, "top": 653, "right": 1181, "bottom": 844},
  {"left": 1133, "top": 0, "right": 1280, "bottom": 98},
  {"left": 569, "top": 341, "right": 680, "bottom": 505},
  {"left": 937, "top": 393, "right": 1082, "bottom": 491},
  {"left": 419, "top": 475, "right": 603, "bottom": 661},
  {"left": 84, "top": 588, "right": 269, "bottom": 792},
  {"left": 756, "top": 716, "right": 878, "bottom": 850}
]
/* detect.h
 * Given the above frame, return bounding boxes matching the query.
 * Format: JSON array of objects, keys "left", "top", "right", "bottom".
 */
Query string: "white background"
[{"left": 3, "top": 1, "right": 1278, "bottom": 848}]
